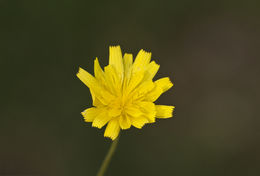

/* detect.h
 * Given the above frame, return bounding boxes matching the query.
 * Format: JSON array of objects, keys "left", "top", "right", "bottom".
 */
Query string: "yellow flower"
[{"left": 77, "top": 46, "right": 174, "bottom": 140}]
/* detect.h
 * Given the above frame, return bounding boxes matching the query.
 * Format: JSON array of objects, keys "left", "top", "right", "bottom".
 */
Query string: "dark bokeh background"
[{"left": 1, "top": 0, "right": 259, "bottom": 175}]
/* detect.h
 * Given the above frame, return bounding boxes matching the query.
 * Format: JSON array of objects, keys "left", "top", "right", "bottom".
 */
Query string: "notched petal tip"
[
  {"left": 81, "top": 107, "right": 100, "bottom": 122},
  {"left": 92, "top": 123, "right": 102, "bottom": 129},
  {"left": 104, "top": 135, "right": 118, "bottom": 141},
  {"left": 76, "top": 67, "right": 99, "bottom": 92},
  {"left": 168, "top": 77, "right": 174, "bottom": 87},
  {"left": 132, "top": 123, "right": 147, "bottom": 129},
  {"left": 77, "top": 67, "right": 83, "bottom": 74},
  {"left": 109, "top": 45, "right": 121, "bottom": 52},
  {"left": 155, "top": 77, "right": 174, "bottom": 93},
  {"left": 123, "top": 53, "right": 133, "bottom": 59},
  {"left": 109, "top": 45, "right": 120, "bottom": 47},
  {"left": 104, "top": 133, "right": 118, "bottom": 140},
  {"left": 139, "top": 49, "right": 151, "bottom": 55}
]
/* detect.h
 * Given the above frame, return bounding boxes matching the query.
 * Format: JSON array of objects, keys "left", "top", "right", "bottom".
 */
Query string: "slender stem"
[{"left": 96, "top": 136, "right": 120, "bottom": 176}]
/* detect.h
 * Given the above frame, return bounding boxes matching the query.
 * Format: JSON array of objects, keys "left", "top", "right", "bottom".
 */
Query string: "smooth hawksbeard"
[{"left": 77, "top": 46, "right": 175, "bottom": 140}]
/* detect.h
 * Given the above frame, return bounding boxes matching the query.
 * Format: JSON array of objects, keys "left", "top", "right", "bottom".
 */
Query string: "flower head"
[{"left": 77, "top": 46, "right": 174, "bottom": 140}]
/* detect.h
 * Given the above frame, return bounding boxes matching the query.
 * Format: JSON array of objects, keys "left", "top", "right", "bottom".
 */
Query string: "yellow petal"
[
  {"left": 119, "top": 115, "right": 131, "bottom": 129},
  {"left": 155, "top": 105, "right": 175, "bottom": 118},
  {"left": 132, "top": 49, "right": 151, "bottom": 73},
  {"left": 143, "top": 61, "right": 160, "bottom": 81},
  {"left": 123, "top": 53, "right": 133, "bottom": 73},
  {"left": 104, "top": 119, "right": 120, "bottom": 140},
  {"left": 131, "top": 80, "right": 155, "bottom": 100},
  {"left": 94, "top": 58, "right": 105, "bottom": 84},
  {"left": 125, "top": 70, "right": 144, "bottom": 95},
  {"left": 77, "top": 67, "right": 115, "bottom": 105},
  {"left": 155, "top": 77, "right": 173, "bottom": 93},
  {"left": 125, "top": 105, "right": 143, "bottom": 118},
  {"left": 145, "top": 85, "right": 163, "bottom": 102},
  {"left": 104, "top": 65, "right": 122, "bottom": 94},
  {"left": 123, "top": 53, "right": 133, "bottom": 88},
  {"left": 138, "top": 81, "right": 155, "bottom": 94},
  {"left": 81, "top": 107, "right": 98, "bottom": 122},
  {"left": 131, "top": 116, "right": 149, "bottom": 129},
  {"left": 109, "top": 46, "right": 124, "bottom": 80},
  {"left": 92, "top": 109, "right": 110, "bottom": 129},
  {"left": 144, "top": 77, "right": 173, "bottom": 102},
  {"left": 77, "top": 67, "right": 97, "bottom": 89},
  {"left": 136, "top": 101, "right": 156, "bottom": 123},
  {"left": 108, "top": 108, "right": 121, "bottom": 117},
  {"left": 89, "top": 88, "right": 104, "bottom": 107}
]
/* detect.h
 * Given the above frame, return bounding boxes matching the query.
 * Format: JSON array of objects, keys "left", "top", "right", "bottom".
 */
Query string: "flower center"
[{"left": 108, "top": 95, "right": 132, "bottom": 117}]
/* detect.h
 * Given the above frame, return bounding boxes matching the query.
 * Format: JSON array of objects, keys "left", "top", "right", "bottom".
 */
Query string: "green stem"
[{"left": 96, "top": 136, "right": 120, "bottom": 176}]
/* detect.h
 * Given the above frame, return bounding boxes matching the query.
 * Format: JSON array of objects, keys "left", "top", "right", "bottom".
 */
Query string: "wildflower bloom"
[{"left": 77, "top": 46, "right": 174, "bottom": 140}]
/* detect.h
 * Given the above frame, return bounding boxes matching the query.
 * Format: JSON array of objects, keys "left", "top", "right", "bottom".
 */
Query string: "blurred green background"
[{"left": 1, "top": 0, "right": 259, "bottom": 175}]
